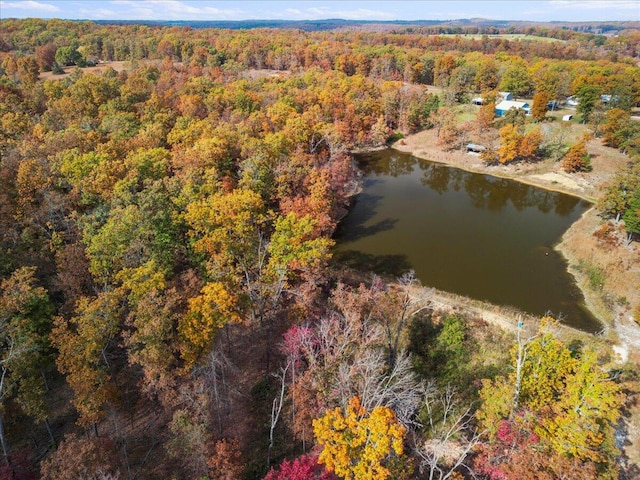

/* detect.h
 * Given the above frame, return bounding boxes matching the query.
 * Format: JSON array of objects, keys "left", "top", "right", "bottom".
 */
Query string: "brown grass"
[
  {"left": 558, "top": 208, "right": 640, "bottom": 326},
  {"left": 39, "top": 61, "right": 129, "bottom": 81}
]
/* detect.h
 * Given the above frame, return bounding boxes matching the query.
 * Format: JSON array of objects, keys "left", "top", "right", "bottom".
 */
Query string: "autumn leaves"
[
  {"left": 182, "top": 188, "right": 332, "bottom": 366},
  {"left": 475, "top": 324, "right": 623, "bottom": 479},
  {"left": 314, "top": 396, "right": 407, "bottom": 480}
]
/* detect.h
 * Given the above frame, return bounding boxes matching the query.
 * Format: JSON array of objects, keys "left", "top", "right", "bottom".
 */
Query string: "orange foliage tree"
[
  {"left": 476, "top": 98, "right": 496, "bottom": 132},
  {"left": 497, "top": 125, "right": 542, "bottom": 164},
  {"left": 531, "top": 91, "right": 550, "bottom": 122},
  {"left": 562, "top": 136, "right": 592, "bottom": 173},
  {"left": 436, "top": 108, "right": 461, "bottom": 151}
]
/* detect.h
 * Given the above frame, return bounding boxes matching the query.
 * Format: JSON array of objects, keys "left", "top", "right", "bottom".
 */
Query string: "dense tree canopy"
[
  {"left": 0, "top": 17, "right": 636, "bottom": 479},
  {"left": 476, "top": 324, "right": 622, "bottom": 478}
]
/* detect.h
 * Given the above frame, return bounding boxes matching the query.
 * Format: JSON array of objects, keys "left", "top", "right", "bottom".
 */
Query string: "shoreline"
[
  {"left": 349, "top": 144, "right": 602, "bottom": 334},
  {"left": 385, "top": 129, "right": 640, "bottom": 346},
  {"left": 555, "top": 207, "right": 612, "bottom": 328},
  {"left": 390, "top": 128, "right": 640, "bottom": 466},
  {"left": 391, "top": 129, "right": 600, "bottom": 202},
  {"left": 406, "top": 283, "right": 597, "bottom": 344}
]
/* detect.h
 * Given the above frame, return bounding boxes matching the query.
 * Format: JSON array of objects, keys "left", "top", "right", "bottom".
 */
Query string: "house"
[
  {"left": 600, "top": 94, "right": 619, "bottom": 105},
  {"left": 566, "top": 96, "right": 579, "bottom": 107},
  {"left": 495, "top": 100, "right": 531, "bottom": 117},
  {"left": 472, "top": 92, "right": 513, "bottom": 106}
]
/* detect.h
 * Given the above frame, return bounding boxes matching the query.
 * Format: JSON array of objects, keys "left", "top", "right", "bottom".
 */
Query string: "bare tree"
[
  {"left": 0, "top": 336, "right": 18, "bottom": 465},
  {"left": 415, "top": 383, "right": 481, "bottom": 480},
  {"left": 198, "top": 347, "right": 236, "bottom": 436},
  {"left": 91, "top": 470, "right": 122, "bottom": 480},
  {"left": 0, "top": 330, "right": 36, "bottom": 465},
  {"left": 387, "top": 271, "right": 422, "bottom": 367},
  {"left": 334, "top": 349, "right": 423, "bottom": 428},
  {"left": 512, "top": 317, "right": 539, "bottom": 415},
  {"left": 268, "top": 361, "right": 289, "bottom": 467}
]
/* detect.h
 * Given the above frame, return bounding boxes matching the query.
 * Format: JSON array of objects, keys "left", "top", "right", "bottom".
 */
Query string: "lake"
[{"left": 333, "top": 149, "right": 601, "bottom": 332}]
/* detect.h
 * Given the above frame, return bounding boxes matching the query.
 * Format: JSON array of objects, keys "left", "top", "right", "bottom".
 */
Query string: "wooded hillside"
[{"left": 1, "top": 19, "right": 639, "bottom": 479}]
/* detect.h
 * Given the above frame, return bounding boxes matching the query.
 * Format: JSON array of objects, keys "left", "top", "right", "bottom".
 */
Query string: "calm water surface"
[{"left": 334, "top": 149, "right": 600, "bottom": 332}]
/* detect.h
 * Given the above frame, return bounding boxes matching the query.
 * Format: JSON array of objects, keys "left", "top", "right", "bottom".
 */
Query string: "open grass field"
[
  {"left": 39, "top": 60, "right": 130, "bottom": 81},
  {"left": 435, "top": 33, "right": 565, "bottom": 42}
]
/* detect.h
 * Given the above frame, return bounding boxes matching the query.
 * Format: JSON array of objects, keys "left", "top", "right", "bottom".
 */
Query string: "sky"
[{"left": 0, "top": 0, "right": 638, "bottom": 23}]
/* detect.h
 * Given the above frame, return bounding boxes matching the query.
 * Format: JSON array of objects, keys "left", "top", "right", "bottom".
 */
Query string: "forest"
[{"left": 1, "top": 18, "right": 640, "bottom": 479}]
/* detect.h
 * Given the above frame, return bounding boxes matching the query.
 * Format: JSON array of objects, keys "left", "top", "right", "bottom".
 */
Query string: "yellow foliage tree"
[
  {"left": 477, "top": 325, "right": 623, "bottom": 471},
  {"left": 313, "top": 396, "right": 407, "bottom": 480},
  {"left": 184, "top": 188, "right": 332, "bottom": 367},
  {"left": 179, "top": 282, "right": 243, "bottom": 366}
]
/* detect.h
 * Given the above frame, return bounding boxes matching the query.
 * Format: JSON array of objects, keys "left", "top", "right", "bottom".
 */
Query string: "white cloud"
[
  {"left": 549, "top": 0, "right": 639, "bottom": 10},
  {"left": 109, "top": 0, "right": 243, "bottom": 20},
  {"left": 546, "top": 0, "right": 639, "bottom": 21},
  {"left": 294, "top": 6, "right": 394, "bottom": 20},
  {"left": 2, "top": 0, "right": 636, "bottom": 22},
  {"left": 428, "top": 1, "right": 638, "bottom": 22},
  {"left": 1, "top": 0, "right": 59, "bottom": 12},
  {"left": 77, "top": 7, "right": 118, "bottom": 20},
  {"left": 422, "top": 9, "right": 506, "bottom": 20}
]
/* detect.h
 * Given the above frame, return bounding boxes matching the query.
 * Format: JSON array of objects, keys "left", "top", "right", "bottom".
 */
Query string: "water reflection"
[
  {"left": 361, "top": 152, "right": 585, "bottom": 216},
  {"left": 335, "top": 149, "right": 599, "bottom": 332},
  {"left": 420, "top": 163, "right": 451, "bottom": 195},
  {"left": 333, "top": 250, "right": 412, "bottom": 277}
]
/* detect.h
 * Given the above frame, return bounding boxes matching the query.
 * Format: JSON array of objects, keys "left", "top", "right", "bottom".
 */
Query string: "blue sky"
[{"left": 0, "top": 1, "right": 638, "bottom": 22}]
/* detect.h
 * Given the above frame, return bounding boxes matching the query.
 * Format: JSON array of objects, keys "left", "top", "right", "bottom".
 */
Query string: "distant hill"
[
  {"left": 92, "top": 18, "right": 444, "bottom": 31},
  {"left": 91, "top": 18, "right": 639, "bottom": 34}
]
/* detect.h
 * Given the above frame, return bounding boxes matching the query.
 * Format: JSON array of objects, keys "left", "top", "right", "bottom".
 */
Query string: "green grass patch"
[
  {"left": 578, "top": 260, "right": 606, "bottom": 291},
  {"left": 408, "top": 312, "right": 511, "bottom": 402},
  {"left": 455, "top": 110, "right": 477, "bottom": 122}
]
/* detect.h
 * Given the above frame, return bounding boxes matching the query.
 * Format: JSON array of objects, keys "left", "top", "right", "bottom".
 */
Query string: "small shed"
[
  {"left": 562, "top": 114, "right": 573, "bottom": 121},
  {"left": 495, "top": 100, "right": 530, "bottom": 117},
  {"left": 466, "top": 143, "right": 486, "bottom": 154},
  {"left": 498, "top": 91, "right": 514, "bottom": 101}
]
